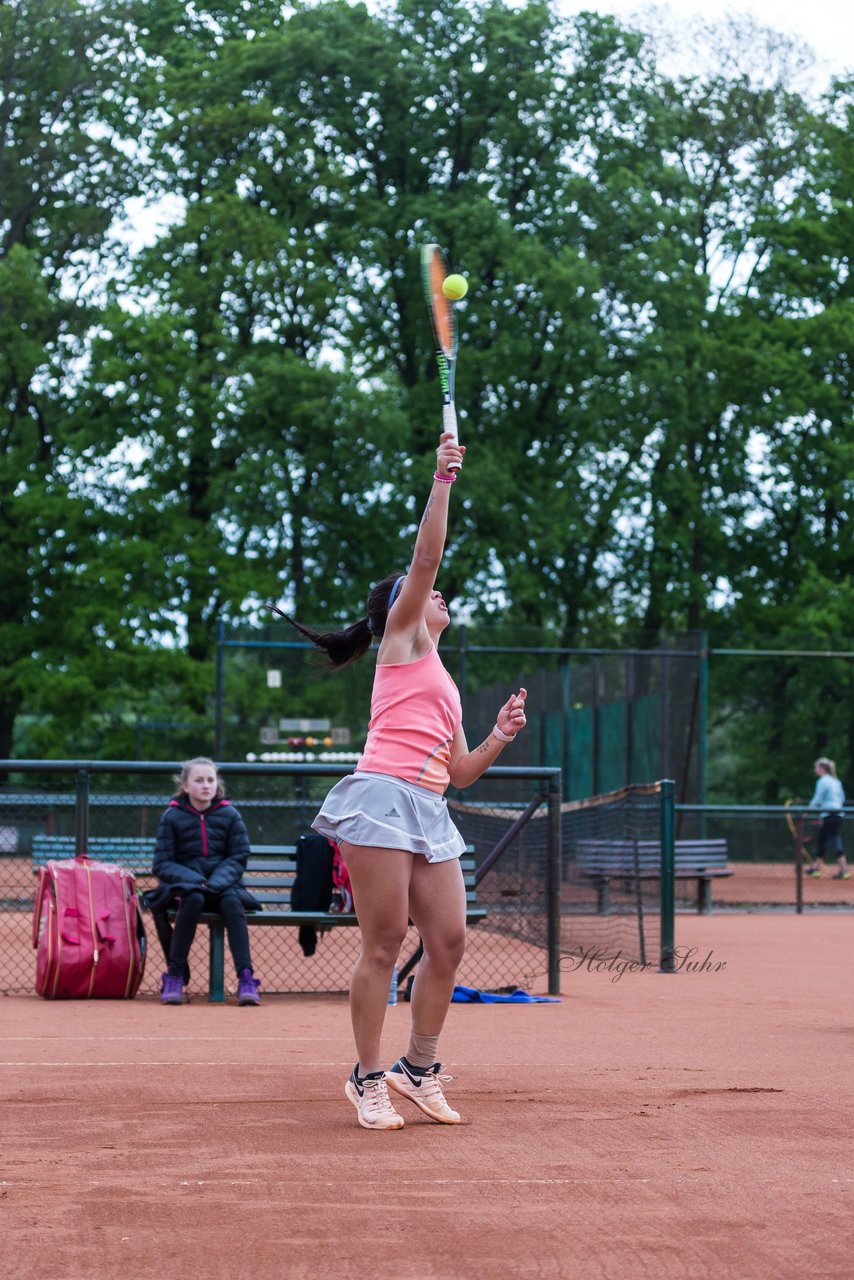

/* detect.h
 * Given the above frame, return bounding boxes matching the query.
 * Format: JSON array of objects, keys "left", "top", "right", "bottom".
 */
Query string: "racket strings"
[{"left": 426, "top": 250, "right": 455, "bottom": 356}]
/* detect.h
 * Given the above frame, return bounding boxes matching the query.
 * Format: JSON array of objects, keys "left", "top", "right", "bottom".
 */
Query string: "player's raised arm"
[{"left": 383, "top": 432, "right": 465, "bottom": 638}]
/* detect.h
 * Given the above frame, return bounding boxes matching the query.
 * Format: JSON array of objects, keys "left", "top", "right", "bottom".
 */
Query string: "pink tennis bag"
[{"left": 33, "top": 856, "right": 147, "bottom": 999}]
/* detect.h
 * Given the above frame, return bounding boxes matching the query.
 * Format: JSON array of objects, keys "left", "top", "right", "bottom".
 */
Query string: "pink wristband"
[{"left": 433, "top": 471, "right": 456, "bottom": 484}]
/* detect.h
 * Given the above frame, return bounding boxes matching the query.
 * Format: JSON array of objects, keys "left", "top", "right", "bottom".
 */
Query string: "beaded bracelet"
[
  {"left": 492, "top": 723, "right": 516, "bottom": 743},
  {"left": 433, "top": 471, "right": 456, "bottom": 484}
]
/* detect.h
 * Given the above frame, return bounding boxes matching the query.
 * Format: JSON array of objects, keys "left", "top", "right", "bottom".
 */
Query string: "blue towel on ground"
[{"left": 451, "top": 984, "right": 560, "bottom": 1003}]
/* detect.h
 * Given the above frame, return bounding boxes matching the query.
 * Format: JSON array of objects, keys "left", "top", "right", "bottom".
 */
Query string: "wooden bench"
[
  {"left": 31, "top": 836, "right": 485, "bottom": 1001},
  {"left": 576, "top": 838, "right": 731, "bottom": 915}
]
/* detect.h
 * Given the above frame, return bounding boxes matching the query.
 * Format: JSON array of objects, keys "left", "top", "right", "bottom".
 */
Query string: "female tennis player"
[
  {"left": 276, "top": 433, "right": 527, "bottom": 1130},
  {"left": 803, "top": 757, "right": 849, "bottom": 879}
]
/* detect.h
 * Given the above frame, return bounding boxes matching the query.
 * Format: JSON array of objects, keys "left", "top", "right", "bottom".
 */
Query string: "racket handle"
[{"left": 442, "top": 403, "right": 461, "bottom": 471}]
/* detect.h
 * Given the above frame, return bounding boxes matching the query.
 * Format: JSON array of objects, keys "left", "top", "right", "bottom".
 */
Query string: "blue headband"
[{"left": 387, "top": 576, "right": 406, "bottom": 611}]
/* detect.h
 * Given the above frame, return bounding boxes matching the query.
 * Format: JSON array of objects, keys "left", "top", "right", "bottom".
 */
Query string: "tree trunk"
[{"left": 0, "top": 695, "right": 22, "bottom": 780}]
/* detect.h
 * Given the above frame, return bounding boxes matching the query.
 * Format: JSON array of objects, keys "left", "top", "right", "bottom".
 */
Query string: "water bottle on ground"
[{"left": 388, "top": 966, "right": 399, "bottom": 1006}]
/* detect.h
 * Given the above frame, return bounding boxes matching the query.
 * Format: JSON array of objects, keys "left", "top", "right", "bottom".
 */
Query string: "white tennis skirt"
[{"left": 311, "top": 772, "right": 466, "bottom": 863}]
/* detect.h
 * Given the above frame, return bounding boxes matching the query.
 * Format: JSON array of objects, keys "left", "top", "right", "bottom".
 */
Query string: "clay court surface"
[{"left": 3, "top": 913, "right": 852, "bottom": 1280}]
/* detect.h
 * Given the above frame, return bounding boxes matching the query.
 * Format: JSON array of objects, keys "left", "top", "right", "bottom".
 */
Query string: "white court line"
[
  {"left": 0, "top": 1061, "right": 545, "bottom": 1068},
  {"left": 3, "top": 1036, "right": 336, "bottom": 1042},
  {"left": 0, "top": 1059, "right": 547, "bottom": 1070},
  {"left": 0, "top": 1177, "right": 652, "bottom": 1188},
  {"left": 0, "top": 1061, "right": 353, "bottom": 1067},
  {"left": 179, "top": 1177, "right": 652, "bottom": 1186}
]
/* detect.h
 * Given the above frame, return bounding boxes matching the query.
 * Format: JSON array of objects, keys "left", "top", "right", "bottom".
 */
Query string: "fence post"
[
  {"left": 795, "top": 818, "right": 804, "bottom": 914},
  {"left": 659, "top": 649, "right": 670, "bottom": 779},
  {"left": 698, "top": 631, "right": 709, "bottom": 813},
  {"left": 659, "top": 778, "right": 676, "bottom": 972},
  {"left": 75, "top": 768, "right": 90, "bottom": 857},
  {"left": 547, "top": 772, "right": 562, "bottom": 995},
  {"left": 561, "top": 662, "right": 572, "bottom": 802},
  {"left": 624, "top": 650, "right": 633, "bottom": 787},
  {"left": 214, "top": 619, "right": 225, "bottom": 757},
  {"left": 457, "top": 623, "right": 467, "bottom": 702},
  {"left": 591, "top": 657, "right": 600, "bottom": 795}
]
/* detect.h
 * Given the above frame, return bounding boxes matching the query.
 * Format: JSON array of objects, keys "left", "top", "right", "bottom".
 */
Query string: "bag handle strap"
[
  {"left": 60, "top": 906, "right": 80, "bottom": 945},
  {"left": 94, "top": 912, "right": 115, "bottom": 945},
  {"left": 32, "top": 868, "right": 50, "bottom": 949}
]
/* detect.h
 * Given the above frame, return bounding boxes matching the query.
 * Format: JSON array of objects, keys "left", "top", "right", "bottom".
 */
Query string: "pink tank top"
[{"left": 356, "top": 647, "right": 462, "bottom": 794}]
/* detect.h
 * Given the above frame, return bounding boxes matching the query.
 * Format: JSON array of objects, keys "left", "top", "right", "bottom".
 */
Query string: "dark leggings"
[
  {"left": 168, "top": 889, "right": 252, "bottom": 976},
  {"left": 817, "top": 813, "right": 843, "bottom": 860}
]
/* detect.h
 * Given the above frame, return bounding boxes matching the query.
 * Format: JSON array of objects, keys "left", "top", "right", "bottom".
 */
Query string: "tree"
[
  {"left": 707, "top": 76, "right": 854, "bottom": 802},
  {"left": 6, "top": 0, "right": 851, "bottom": 790},
  {"left": 0, "top": 0, "right": 146, "bottom": 760},
  {"left": 268, "top": 2, "right": 654, "bottom": 636},
  {"left": 77, "top": 0, "right": 416, "bottom": 715}
]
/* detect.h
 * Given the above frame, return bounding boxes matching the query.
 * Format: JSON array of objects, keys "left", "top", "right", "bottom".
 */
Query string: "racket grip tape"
[{"left": 441, "top": 403, "right": 461, "bottom": 471}]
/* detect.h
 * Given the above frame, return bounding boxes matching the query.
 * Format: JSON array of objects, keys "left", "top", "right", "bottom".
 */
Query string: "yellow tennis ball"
[{"left": 443, "top": 274, "right": 468, "bottom": 300}]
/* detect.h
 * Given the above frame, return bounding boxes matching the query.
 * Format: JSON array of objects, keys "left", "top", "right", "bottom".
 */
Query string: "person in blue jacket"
[
  {"left": 148, "top": 757, "right": 262, "bottom": 1004},
  {"left": 804, "top": 757, "right": 850, "bottom": 880}
]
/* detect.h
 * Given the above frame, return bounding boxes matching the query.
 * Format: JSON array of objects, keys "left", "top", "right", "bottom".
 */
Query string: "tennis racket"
[
  {"left": 785, "top": 798, "right": 814, "bottom": 863},
  {"left": 421, "top": 242, "right": 461, "bottom": 471}
]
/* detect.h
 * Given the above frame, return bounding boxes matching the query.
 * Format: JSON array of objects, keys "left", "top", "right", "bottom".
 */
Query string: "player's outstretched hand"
[
  {"left": 436, "top": 432, "right": 465, "bottom": 476},
  {"left": 496, "top": 688, "right": 527, "bottom": 739}
]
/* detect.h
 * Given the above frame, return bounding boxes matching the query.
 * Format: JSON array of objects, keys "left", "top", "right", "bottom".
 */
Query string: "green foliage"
[
  {"left": 0, "top": 0, "right": 145, "bottom": 758},
  {"left": 4, "top": 0, "right": 854, "bottom": 804}
]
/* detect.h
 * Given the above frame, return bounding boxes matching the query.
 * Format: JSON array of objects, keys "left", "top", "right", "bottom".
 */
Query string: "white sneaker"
[
  {"left": 386, "top": 1057, "right": 462, "bottom": 1124},
  {"left": 344, "top": 1067, "right": 404, "bottom": 1130}
]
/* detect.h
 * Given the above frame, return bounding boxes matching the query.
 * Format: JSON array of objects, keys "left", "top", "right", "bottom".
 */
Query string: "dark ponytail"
[
  {"left": 267, "top": 607, "right": 371, "bottom": 670},
  {"left": 267, "top": 572, "right": 405, "bottom": 672}
]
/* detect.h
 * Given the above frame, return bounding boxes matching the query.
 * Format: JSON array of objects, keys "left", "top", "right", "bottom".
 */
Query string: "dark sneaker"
[
  {"left": 237, "top": 969, "right": 261, "bottom": 1005},
  {"left": 833, "top": 870, "right": 851, "bottom": 880},
  {"left": 160, "top": 973, "right": 184, "bottom": 1005},
  {"left": 386, "top": 1057, "right": 462, "bottom": 1124},
  {"left": 805, "top": 867, "right": 821, "bottom": 878},
  {"left": 344, "top": 1066, "right": 404, "bottom": 1130}
]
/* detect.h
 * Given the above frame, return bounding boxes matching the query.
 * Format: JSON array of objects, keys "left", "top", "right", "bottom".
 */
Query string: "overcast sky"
[{"left": 554, "top": 0, "right": 853, "bottom": 86}]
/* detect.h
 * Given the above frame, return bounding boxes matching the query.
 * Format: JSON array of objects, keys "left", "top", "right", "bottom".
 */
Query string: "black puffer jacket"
[{"left": 147, "top": 796, "right": 260, "bottom": 911}]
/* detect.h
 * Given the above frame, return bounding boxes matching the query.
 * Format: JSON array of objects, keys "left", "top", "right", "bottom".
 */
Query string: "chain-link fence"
[
  {"left": 555, "top": 782, "right": 672, "bottom": 968},
  {"left": 460, "top": 636, "right": 703, "bottom": 807},
  {"left": 0, "top": 760, "right": 565, "bottom": 998},
  {"left": 217, "top": 623, "right": 704, "bottom": 809},
  {"left": 675, "top": 803, "right": 854, "bottom": 912}
]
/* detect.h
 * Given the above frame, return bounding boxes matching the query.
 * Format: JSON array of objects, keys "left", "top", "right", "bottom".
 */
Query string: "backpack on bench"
[{"left": 291, "top": 832, "right": 353, "bottom": 956}]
